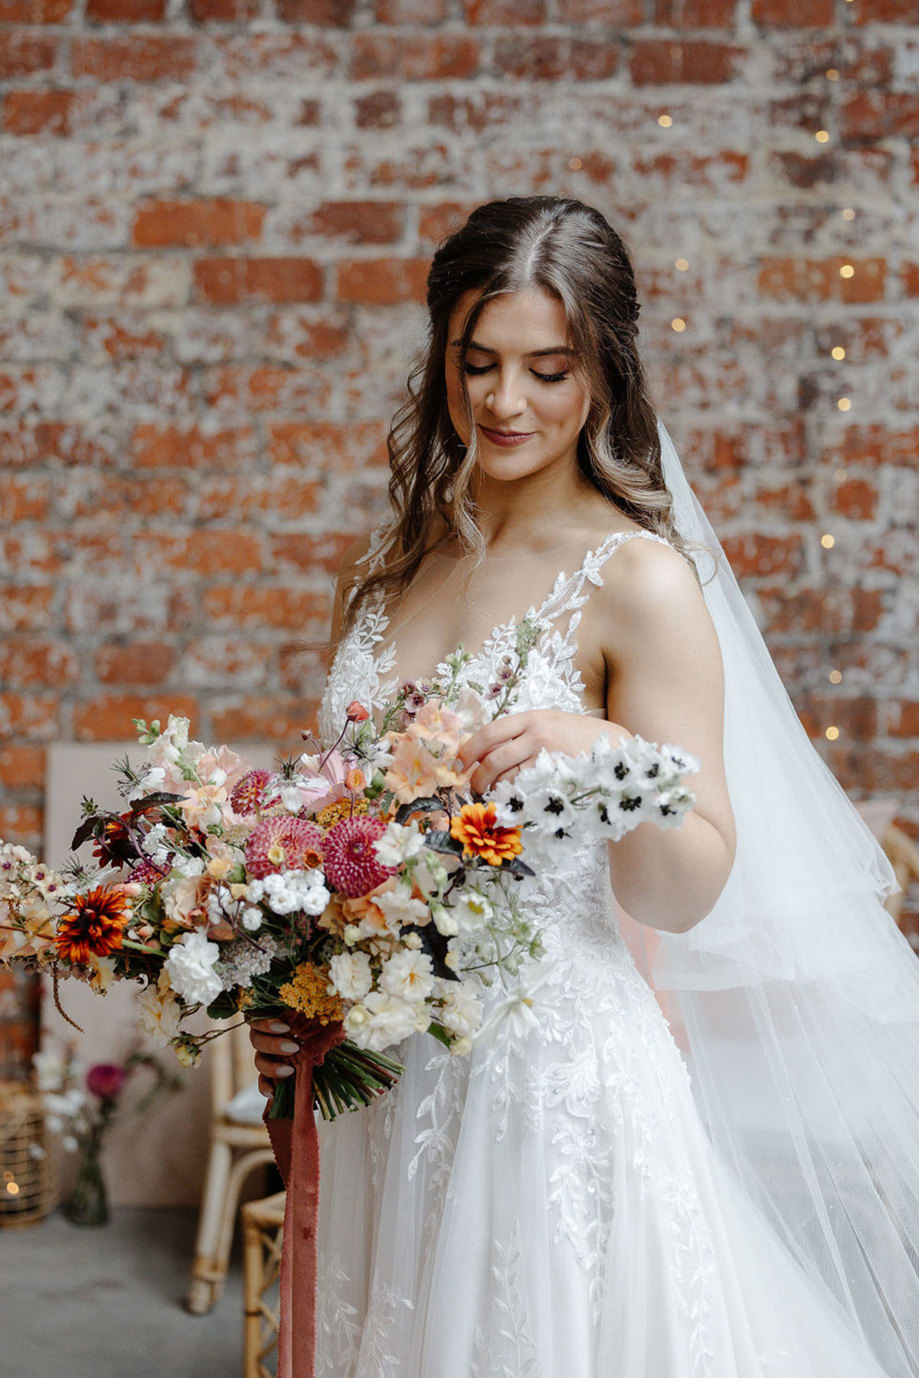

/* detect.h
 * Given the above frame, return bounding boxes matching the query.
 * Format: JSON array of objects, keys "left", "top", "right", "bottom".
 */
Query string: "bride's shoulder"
[{"left": 596, "top": 529, "right": 710, "bottom": 638}]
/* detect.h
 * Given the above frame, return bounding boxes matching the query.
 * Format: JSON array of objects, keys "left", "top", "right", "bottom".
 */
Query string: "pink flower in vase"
[{"left": 86, "top": 1063, "right": 127, "bottom": 1102}]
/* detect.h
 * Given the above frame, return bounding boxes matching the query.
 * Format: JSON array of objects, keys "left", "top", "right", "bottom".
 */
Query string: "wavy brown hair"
[{"left": 343, "top": 195, "right": 696, "bottom": 633}]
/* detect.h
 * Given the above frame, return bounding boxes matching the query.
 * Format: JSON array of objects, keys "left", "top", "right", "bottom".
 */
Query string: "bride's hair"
[{"left": 343, "top": 195, "right": 692, "bottom": 631}]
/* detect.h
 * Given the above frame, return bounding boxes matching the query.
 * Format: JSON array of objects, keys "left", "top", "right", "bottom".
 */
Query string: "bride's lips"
[{"left": 479, "top": 425, "right": 536, "bottom": 448}]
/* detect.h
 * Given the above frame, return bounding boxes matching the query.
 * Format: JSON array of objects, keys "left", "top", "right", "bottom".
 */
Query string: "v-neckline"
[{"left": 366, "top": 527, "right": 640, "bottom": 692}]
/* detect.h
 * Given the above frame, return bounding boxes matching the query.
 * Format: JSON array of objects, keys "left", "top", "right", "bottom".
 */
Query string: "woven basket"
[{"left": 0, "top": 1081, "right": 56, "bottom": 1228}]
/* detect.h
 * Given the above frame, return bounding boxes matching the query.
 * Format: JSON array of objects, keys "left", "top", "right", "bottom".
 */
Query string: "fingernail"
[
  {"left": 276, "top": 1065, "right": 295, "bottom": 1077},
  {"left": 269, "top": 1021, "right": 290, "bottom": 1033},
  {"left": 278, "top": 1040, "right": 300, "bottom": 1054}
]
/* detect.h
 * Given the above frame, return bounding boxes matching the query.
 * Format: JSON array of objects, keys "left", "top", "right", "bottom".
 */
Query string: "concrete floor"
[{"left": 0, "top": 1207, "right": 244, "bottom": 1378}]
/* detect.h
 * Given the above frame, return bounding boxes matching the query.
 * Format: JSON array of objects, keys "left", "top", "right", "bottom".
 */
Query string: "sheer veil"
[{"left": 645, "top": 419, "right": 919, "bottom": 1375}]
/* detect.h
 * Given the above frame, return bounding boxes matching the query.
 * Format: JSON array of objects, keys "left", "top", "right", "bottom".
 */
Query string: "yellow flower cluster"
[
  {"left": 278, "top": 961, "right": 344, "bottom": 1025},
  {"left": 314, "top": 796, "right": 369, "bottom": 830}
]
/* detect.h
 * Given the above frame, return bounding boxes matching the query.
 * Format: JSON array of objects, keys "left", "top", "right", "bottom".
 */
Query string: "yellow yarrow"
[
  {"left": 278, "top": 961, "right": 344, "bottom": 1025},
  {"left": 314, "top": 796, "right": 369, "bottom": 830}
]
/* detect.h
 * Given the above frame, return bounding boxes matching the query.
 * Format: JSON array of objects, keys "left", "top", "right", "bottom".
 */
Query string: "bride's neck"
[{"left": 471, "top": 463, "right": 601, "bottom": 551}]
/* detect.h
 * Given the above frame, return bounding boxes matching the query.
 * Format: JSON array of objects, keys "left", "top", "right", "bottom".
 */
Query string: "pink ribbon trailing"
[{"left": 264, "top": 1016, "right": 345, "bottom": 1378}]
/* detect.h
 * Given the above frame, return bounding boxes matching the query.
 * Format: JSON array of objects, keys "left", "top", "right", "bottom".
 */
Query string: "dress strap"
[{"left": 533, "top": 529, "right": 676, "bottom": 634}]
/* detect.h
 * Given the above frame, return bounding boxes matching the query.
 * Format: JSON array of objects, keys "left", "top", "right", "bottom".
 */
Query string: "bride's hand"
[
  {"left": 247, "top": 1017, "right": 301, "bottom": 1099},
  {"left": 458, "top": 710, "right": 629, "bottom": 794}
]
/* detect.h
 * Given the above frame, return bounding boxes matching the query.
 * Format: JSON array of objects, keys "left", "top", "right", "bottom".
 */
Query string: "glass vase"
[{"left": 64, "top": 1138, "right": 109, "bottom": 1227}]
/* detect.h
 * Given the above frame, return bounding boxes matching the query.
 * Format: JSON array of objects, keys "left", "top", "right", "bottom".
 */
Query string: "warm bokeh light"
[
  {"left": 837, "top": 397, "right": 852, "bottom": 411},
  {"left": 675, "top": 257, "right": 690, "bottom": 271},
  {"left": 840, "top": 263, "right": 855, "bottom": 278},
  {"left": 825, "top": 726, "right": 840, "bottom": 741},
  {"left": 842, "top": 208, "right": 856, "bottom": 220},
  {"left": 671, "top": 317, "right": 687, "bottom": 332},
  {"left": 658, "top": 114, "right": 673, "bottom": 127},
  {"left": 815, "top": 130, "right": 830, "bottom": 143},
  {"left": 831, "top": 346, "right": 846, "bottom": 360},
  {"left": 828, "top": 670, "right": 843, "bottom": 684},
  {"left": 821, "top": 534, "right": 836, "bottom": 548}
]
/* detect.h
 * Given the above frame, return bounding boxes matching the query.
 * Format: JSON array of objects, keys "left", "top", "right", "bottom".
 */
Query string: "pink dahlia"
[
  {"left": 230, "top": 769, "right": 278, "bottom": 817},
  {"left": 245, "top": 816, "right": 325, "bottom": 878},
  {"left": 128, "top": 857, "right": 170, "bottom": 886},
  {"left": 322, "top": 816, "right": 394, "bottom": 898}
]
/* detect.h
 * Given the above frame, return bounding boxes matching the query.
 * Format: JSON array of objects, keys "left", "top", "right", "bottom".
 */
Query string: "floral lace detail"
[
  {"left": 354, "top": 1281, "right": 414, "bottom": 1378},
  {"left": 319, "top": 527, "right": 720, "bottom": 1375},
  {"left": 470, "top": 1224, "right": 543, "bottom": 1378},
  {"left": 316, "top": 1254, "right": 361, "bottom": 1378}
]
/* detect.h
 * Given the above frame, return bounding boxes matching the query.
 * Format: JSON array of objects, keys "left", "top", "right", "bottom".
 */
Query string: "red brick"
[
  {"left": 0, "top": 806, "right": 43, "bottom": 845},
  {"left": 374, "top": 0, "right": 448, "bottom": 18},
  {"left": 758, "top": 258, "right": 887, "bottom": 305},
  {"left": 72, "top": 694, "right": 198, "bottom": 741},
  {"left": 71, "top": 36, "right": 196, "bottom": 83},
  {"left": 427, "top": 92, "right": 525, "bottom": 135},
  {"left": 267, "top": 421, "right": 387, "bottom": 472},
  {"left": 335, "top": 257, "right": 428, "bottom": 305},
  {"left": 0, "top": 638, "right": 79, "bottom": 688},
  {"left": 211, "top": 697, "right": 319, "bottom": 744},
  {"left": 754, "top": 481, "right": 815, "bottom": 521},
  {"left": 462, "top": 0, "right": 545, "bottom": 21},
  {"left": 354, "top": 90, "right": 401, "bottom": 129},
  {"left": 133, "top": 530, "right": 263, "bottom": 577},
  {"left": 0, "top": 476, "right": 52, "bottom": 523},
  {"left": 888, "top": 702, "right": 919, "bottom": 739},
  {"left": 0, "top": 35, "right": 57, "bottom": 79},
  {"left": 495, "top": 36, "right": 619, "bottom": 81},
  {"left": 0, "top": 586, "right": 55, "bottom": 633},
  {"left": 418, "top": 201, "right": 480, "bottom": 249},
  {"left": 270, "top": 531, "right": 357, "bottom": 575},
  {"left": 0, "top": 745, "right": 44, "bottom": 791},
  {"left": 654, "top": 0, "right": 736, "bottom": 23},
  {"left": 633, "top": 149, "right": 748, "bottom": 190},
  {"left": 629, "top": 39, "right": 744, "bottom": 85},
  {"left": 264, "top": 313, "right": 350, "bottom": 359},
  {"left": 830, "top": 425, "right": 919, "bottom": 470},
  {"left": 183, "top": 638, "right": 271, "bottom": 689},
  {"left": 720, "top": 533, "right": 804, "bottom": 579},
  {"left": 294, "top": 201, "right": 404, "bottom": 246},
  {"left": 277, "top": 0, "right": 357, "bottom": 18},
  {"left": 558, "top": 0, "right": 642, "bottom": 17},
  {"left": 94, "top": 642, "right": 174, "bottom": 687},
  {"left": 189, "top": 0, "right": 259, "bottom": 15},
  {"left": 70, "top": 474, "right": 186, "bottom": 520},
  {"left": 79, "top": 316, "right": 166, "bottom": 359},
  {"left": 132, "top": 199, "right": 265, "bottom": 248},
  {"left": 201, "top": 586, "right": 330, "bottom": 631},
  {"left": 831, "top": 478, "right": 878, "bottom": 520},
  {"left": 131, "top": 424, "right": 256, "bottom": 470},
  {"left": 752, "top": 0, "right": 832, "bottom": 23},
  {"left": 193, "top": 257, "right": 323, "bottom": 305},
  {"left": 2, "top": 90, "right": 74, "bottom": 136},
  {"left": 196, "top": 475, "right": 320, "bottom": 521},
  {"left": 852, "top": 0, "right": 915, "bottom": 20},
  {"left": 842, "top": 91, "right": 919, "bottom": 141},
  {"left": 0, "top": 693, "right": 58, "bottom": 741},
  {"left": 350, "top": 34, "right": 480, "bottom": 81},
  {"left": 0, "top": 0, "right": 70, "bottom": 16},
  {"left": 212, "top": 34, "right": 338, "bottom": 81},
  {"left": 901, "top": 264, "right": 919, "bottom": 296},
  {"left": 201, "top": 366, "right": 333, "bottom": 415},
  {"left": 85, "top": 0, "right": 166, "bottom": 18}
]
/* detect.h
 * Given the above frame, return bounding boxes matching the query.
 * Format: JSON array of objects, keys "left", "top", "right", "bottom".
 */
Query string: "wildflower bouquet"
[{"left": 0, "top": 631, "right": 699, "bottom": 1123}]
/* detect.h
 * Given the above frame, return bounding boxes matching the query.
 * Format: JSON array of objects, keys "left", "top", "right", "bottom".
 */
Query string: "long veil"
[{"left": 644, "top": 420, "right": 919, "bottom": 1375}]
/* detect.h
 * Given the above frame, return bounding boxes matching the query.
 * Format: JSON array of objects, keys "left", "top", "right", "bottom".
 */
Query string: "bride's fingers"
[
  {"left": 470, "top": 739, "right": 530, "bottom": 793},
  {"left": 254, "top": 1049, "right": 295, "bottom": 1080}
]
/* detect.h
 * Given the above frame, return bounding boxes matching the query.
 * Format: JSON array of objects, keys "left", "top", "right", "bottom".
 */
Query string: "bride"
[{"left": 250, "top": 197, "right": 919, "bottom": 1377}]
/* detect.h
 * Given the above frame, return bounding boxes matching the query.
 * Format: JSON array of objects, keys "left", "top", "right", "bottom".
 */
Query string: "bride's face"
[{"left": 444, "top": 287, "right": 592, "bottom": 486}]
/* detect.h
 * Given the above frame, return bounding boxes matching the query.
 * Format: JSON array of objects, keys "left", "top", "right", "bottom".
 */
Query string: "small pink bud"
[{"left": 346, "top": 701, "right": 370, "bottom": 723}]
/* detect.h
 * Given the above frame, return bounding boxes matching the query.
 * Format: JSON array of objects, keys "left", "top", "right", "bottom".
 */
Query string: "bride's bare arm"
[{"left": 460, "top": 539, "right": 735, "bottom": 935}]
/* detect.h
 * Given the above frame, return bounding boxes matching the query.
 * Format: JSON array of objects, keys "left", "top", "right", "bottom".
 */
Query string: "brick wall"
[{"left": 1, "top": 0, "right": 917, "bottom": 935}]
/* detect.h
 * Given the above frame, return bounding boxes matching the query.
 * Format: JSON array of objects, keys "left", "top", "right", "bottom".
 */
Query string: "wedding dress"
[{"left": 312, "top": 521, "right": 903, "bottom": 1378}]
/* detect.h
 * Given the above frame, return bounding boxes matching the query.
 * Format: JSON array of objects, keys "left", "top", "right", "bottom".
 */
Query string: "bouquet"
[{"left": 0, "top": 628, "right": 699, "bottom": 1122}]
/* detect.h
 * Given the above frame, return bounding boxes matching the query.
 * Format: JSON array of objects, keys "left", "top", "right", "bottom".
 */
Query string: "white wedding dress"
[{"left": 313, "top": 529, "right": 892, "bottom": 1378}]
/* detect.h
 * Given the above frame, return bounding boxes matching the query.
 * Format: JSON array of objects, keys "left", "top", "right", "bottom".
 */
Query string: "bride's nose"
[{"left": 485, "top": 370, "right": 527, "bottom": 419}]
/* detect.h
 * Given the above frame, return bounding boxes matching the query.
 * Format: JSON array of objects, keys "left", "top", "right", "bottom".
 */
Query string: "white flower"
[
  {"left": 438, "top": 984, "right": 483, "bottom": 1039},
  {"left": 329, "top": 951, "right": 374, "bottom": 1001},
  {"left": 440, "top": 881, "right": 493, "bottom": 937},
  {"left": 378, "top": 949, "right": 435, "bottom": 1004},
  {"left": 127, "top": 764, "right": 166, "bottom": 803},
  {"left": 373, "top": 821, "right": 425, "bottom": 869},
  {"left": 251, "top": 869, "right": 329, "bottom": 917},
  {"left": 475, "top": 962, "right": 556, "bottom": 1045},
  {"left": 138, "top": 971, "right": 182, "bottom": 1046},
  {"left": 450, "top": 1035, "right": 472, "bottom": 1057},
  {"left": 356, "top": 990, "right": 419, "bottom": 1051},
  {"left": 373, "top": 883, "right": 430, "bottom": 934},
  {"left": 342, "top": 1003, "right": 372, "bottom": 1039},
  {"left": 279, "top": 780, "right": 305, "bottom": 814},
  {"left": 164, "top": 928, "right": 222, "bottom": 1005},
  {"left": 171, "top": 853, "right": 205, "bottom": 879},
  {"left": 241, "top": 905, "right": 263, "bottom": 932}
]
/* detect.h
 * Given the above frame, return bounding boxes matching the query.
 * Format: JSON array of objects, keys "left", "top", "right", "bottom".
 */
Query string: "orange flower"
[
  {"left": 54, "top": 886, "right": 131, "bottom": 966},
  {"left": 450, "top": 802, "right": 523, "bottom": 867}
]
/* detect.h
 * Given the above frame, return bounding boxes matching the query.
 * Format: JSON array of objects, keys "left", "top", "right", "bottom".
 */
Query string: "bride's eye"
[
  {"left": 532, "top": 369, "right": 569, "bottom": 383},
  {"left": 463, "top": 361, "right": 493, "bottom": 376}
]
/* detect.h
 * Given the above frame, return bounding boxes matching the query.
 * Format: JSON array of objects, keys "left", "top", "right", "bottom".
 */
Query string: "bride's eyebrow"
[{"left": 450, "top": 339, "right": 572, "bottom": 356}]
